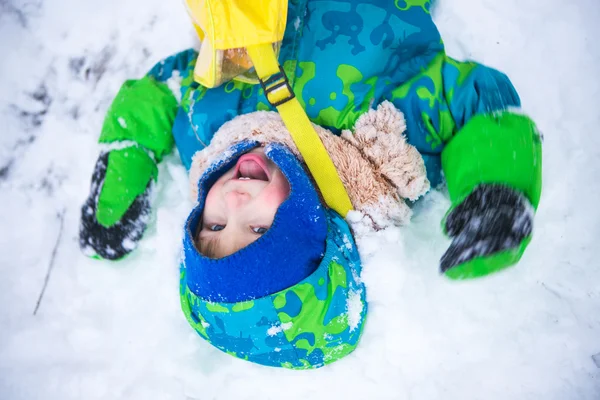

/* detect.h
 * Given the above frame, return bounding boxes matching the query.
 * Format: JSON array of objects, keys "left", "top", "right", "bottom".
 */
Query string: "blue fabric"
[
  {"left": 390, "top": 59, "right": 521, "bottom": 167},
  {"left": 184, "top": 142, "right": 328, "bottom": 303},
  {"left": 443, "top": 63, "right": 521, "bottom": 130},
  {"left": 171, "top": 108, "right": 197, "bottom": 170},
  {"left": 144, "top": 0, "right": 523, "bottom": 188},
  {"left": 146, "top": 0, "right": 445, "bottom": 178}
]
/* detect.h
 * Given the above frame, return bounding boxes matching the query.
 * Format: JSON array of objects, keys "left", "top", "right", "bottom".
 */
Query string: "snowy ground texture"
[{"left": 1, "top": 0, "right": 600, "bottom": 399}]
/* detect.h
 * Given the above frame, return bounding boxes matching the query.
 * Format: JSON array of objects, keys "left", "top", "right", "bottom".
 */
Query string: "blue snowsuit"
[{"left": 81, "top": 0, "right": 542, "bottom": 368}]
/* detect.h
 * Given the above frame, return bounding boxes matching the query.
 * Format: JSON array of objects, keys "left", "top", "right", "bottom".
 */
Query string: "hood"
[
  {"left": 180, "top": 209, "right": 367, "bottom": 369},
  {"left": 180, "top": 142, "right": 367, "bottom": 369}
]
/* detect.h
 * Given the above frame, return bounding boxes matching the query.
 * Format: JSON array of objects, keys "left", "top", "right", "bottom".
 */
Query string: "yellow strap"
[{"left": 247, "top": 44, "right": 353, "bottom": 217}]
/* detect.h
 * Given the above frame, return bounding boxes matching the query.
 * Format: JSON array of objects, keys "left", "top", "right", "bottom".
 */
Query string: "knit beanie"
[{"left": 183, "top": 141, "right": 328, "bottom": 302}]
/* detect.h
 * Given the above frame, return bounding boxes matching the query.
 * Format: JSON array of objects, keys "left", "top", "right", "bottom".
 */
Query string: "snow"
[
  {"left": 166, "top": 70, "right": 182, "bottom": 103},
  {"left": 1, "top": 0, "right": 599, "bottom": 399},
  {"left": 266, "top": 322, "right": 293, "bottom": 337},
  {"left": 346, "top": 289, "right": 364, "bottom": 332},
  {"left": 99, "top": 140, "right": 157, "bottom": 161}
]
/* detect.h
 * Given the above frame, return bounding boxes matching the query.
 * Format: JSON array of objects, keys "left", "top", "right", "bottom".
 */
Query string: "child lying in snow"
[{"left": 79, "top": 0, "right": 542, "bottom": 369}]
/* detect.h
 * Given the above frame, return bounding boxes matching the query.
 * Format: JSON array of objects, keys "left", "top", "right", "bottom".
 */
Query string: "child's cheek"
[
  {"left": 204, "top": 185, "right": 218, "bottom": 206},
  {"left": 263, "top": 182, "right": 290, "bottom": 208}
]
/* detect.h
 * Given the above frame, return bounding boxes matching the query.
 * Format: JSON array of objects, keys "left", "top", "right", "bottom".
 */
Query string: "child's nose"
[{"left": 224, "top": 190, "right": 251, "bottom": 210}]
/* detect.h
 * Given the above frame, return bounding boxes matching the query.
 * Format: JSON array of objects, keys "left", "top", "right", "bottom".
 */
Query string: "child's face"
[{"left": 198, "top": 148, "right": 290, "bottom": 258}]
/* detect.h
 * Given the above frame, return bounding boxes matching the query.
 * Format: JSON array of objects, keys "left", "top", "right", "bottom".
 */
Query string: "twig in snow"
[
  {"left": 33, "top": 209, "right": 66, "bottom": 316},
  {"left": 541, "top": 282, "right": 562, "bottom": 299}
]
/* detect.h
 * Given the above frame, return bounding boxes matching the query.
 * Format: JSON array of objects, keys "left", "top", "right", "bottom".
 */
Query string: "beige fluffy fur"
[{"left": 189, "top": 101, "right": 430, "bottom": 229}]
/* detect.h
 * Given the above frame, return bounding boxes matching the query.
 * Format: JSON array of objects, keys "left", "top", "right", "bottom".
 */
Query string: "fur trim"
[{"left": 189, "top": 101, "right": 429, "bottom": 229}]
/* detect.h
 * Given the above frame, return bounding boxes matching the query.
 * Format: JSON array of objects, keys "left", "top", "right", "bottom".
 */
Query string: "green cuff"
[
  {"left": 99, "top": 77, "right": 177, "bottom": 161},
  {"left": 442, "top": 112, "right": 542, "bottom": 209},
  {"left": 444, "top": 236, "right": 532, "bottom": 279}
]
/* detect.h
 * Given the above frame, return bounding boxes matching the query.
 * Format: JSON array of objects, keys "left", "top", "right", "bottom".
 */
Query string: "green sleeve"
[{"left": 99, "top": 77, "right": 178, "bottom": 160}]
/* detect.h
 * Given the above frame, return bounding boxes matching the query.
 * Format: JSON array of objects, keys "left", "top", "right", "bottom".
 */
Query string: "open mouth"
[{"left": 233, "top": 153, "right": 270, "bottom": 181}]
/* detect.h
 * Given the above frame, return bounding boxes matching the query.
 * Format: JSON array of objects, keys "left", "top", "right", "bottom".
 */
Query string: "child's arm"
[
  {"left": 79, "top": 49, "right": 197, "bottom": 260},
  {"left": 392, "top": 54, "right": 542, "bottom": 278}
]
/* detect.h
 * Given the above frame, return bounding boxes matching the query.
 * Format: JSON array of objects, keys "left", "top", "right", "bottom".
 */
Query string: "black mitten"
[
  {"left": 79, "top": 152, "right": 152, "bottom": 260},
  {"left": 440, "top": 184, "right": 533, "bottom": 274}
]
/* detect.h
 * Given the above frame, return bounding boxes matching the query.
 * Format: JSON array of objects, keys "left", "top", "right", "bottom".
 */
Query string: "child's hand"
[
  {"left": 440, "top": 184, "right": 534, "bottom": 278},
  {"left": 79, "top": 150, "right": 153, "bottom": 260}
]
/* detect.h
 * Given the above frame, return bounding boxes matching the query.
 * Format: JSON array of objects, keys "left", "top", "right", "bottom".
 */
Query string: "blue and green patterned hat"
[{"left": 180, "top": 142, "right": 368, "bottom": 369}]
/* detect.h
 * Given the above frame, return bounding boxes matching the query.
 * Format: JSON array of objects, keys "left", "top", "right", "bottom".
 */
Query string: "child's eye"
[
  {"left": 252, "top": 227, "right": 268, "bottom": 234},
  {"left": 209, "top": 224, "right": 225, "bottom": 232}
]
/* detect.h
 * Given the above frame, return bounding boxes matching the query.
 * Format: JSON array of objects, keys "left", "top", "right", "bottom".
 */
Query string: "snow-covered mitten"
[
  {"left": 440, "top": 184, "right": 534, "bottom": 278},
  {"left": 79, "top": 77, "right": 178, "bottom": 260},
  {"left": 79, "top": 150, "right": 153, "bottom": 260}
]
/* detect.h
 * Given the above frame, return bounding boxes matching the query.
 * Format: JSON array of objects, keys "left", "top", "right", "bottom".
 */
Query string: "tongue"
[{"left": 239, "top": 160, "right": 268, "bottom": 181}]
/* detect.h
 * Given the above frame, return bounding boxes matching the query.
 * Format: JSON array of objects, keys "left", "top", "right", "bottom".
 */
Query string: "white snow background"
[{"left": 1, "top": 0, "right": 599, "bottom": 399}]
